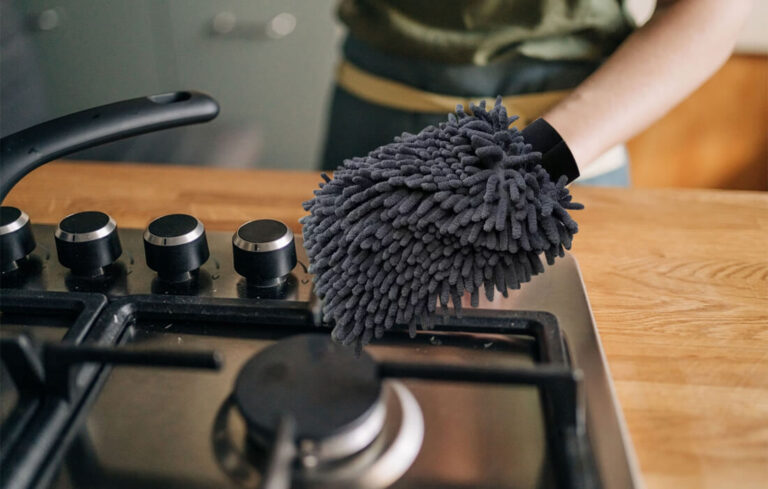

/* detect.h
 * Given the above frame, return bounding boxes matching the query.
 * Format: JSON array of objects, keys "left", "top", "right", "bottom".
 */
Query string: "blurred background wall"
[
  {"left": 1, "top": 0, "right": 766, "bottom": 190},
  {"left": 1, "top": 0, "right": 342, "bottom": 170}
]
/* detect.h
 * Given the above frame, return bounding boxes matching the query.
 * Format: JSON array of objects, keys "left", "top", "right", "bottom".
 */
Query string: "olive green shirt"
[{"left": 338, "top": 0, "right": 636, "bottom": 65}]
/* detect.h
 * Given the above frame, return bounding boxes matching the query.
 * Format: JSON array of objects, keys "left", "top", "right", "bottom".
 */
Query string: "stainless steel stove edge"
[{"left": 567, "top": 255, "right": 645, "bottom": 489}]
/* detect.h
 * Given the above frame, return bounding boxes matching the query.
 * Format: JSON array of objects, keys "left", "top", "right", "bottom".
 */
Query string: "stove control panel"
[{"left": 0, "top": 208, "right": 315, "bottom": 303}]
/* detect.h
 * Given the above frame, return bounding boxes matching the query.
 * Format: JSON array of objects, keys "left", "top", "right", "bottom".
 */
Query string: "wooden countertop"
[{"left": 6, "top": 161, "right": 768, "bottom": 489}]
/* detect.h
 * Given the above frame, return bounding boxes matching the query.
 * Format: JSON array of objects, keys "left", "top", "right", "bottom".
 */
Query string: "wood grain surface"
[{"left": 5, "top": 161, "right": 768, "bottom": 489}]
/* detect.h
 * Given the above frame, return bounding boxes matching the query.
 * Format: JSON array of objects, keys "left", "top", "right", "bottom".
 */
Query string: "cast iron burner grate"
[{"left": 1, "top": 290, "right": 597, "bottom": 489}]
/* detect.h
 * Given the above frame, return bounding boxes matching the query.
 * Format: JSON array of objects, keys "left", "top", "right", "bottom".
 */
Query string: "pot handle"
[{"left": 0, "top": 90, "right": 220, "bottom": 203}]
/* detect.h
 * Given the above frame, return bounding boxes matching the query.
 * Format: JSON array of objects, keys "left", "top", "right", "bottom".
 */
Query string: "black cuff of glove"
[{"left": 520, "top": 118, "right": 580, "bottom": 184}]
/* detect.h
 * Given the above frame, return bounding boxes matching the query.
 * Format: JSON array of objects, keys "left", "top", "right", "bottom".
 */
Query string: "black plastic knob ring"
[
  {"left": 55, "top": 215, "right": 116, "bottom": 243},
  {"left": 144, "top": 217, "right": 205, "bottom": 247},
  {"left": 55, "top": 211, "right": 122, "bottom": 277},
  {"left": 0, "top": 206, "right": 36, "bottom": 273},
  {"left": 143, "top": 214, "right": 209, "bottom": 283},
  {"left": 0, "top": 207, "right": 29, "bottom": 235},
  {"left": 233, "top": 219, "right": 297, "bottom": 287}
]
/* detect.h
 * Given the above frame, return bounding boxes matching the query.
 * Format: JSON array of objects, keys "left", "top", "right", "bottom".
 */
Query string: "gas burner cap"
[
  {"left": 216, "top": 347, "right": 424, "bottom": 489},
  {"left": 233, "top": 335, "right": 384, "bottom": 461}
]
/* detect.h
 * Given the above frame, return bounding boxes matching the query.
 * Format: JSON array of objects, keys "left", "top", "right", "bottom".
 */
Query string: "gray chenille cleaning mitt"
[{"left": 301, "top": 98, "right": 583, "bottom": 346}]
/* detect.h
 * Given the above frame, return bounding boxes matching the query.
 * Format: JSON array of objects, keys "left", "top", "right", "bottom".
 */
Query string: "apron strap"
[{"left": 336, "top": 60, "right": 570, "bottom": 126}]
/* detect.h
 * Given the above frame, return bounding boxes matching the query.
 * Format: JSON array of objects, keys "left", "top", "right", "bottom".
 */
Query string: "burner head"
[{"left": 233, "top": 335, "right": 383, "bottom": 458}]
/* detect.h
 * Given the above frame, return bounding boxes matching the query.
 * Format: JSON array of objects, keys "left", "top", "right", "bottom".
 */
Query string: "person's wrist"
[{"left": 520, "top": 118, "right": 580, "bottom": 183}]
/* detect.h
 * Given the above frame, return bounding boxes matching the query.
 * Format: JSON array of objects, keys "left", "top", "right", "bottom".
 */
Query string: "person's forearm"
[{"left": 542, "top": 0, "right": 752, "bottom": 169}]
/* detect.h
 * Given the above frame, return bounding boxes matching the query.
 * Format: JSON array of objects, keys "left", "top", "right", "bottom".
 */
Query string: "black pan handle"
[{"left": 0, "top": 90, "right": 220, "bottom": 203}]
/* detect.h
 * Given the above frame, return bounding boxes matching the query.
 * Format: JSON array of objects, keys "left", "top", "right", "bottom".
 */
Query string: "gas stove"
[{"left": 0, "top": 210, "right": 642, "bottom": 489}]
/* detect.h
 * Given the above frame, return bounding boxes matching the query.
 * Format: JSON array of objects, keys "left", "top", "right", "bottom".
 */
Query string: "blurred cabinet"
[
  {"left": 13, "top": 0, "right": 340, "bottom": 169},
  {"left": 14, "top": 0, "right": 171, "bottom": 114},
  {"left": 164, "top": 0, "right": 339, "bottom": 169}
]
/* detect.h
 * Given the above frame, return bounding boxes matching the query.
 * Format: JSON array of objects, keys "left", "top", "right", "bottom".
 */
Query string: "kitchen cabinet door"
[
  {"left": 166, "top": 0, "right": 341, "bottom": 169},
  {"left": 12, "top": 0, "right": 172, "bottom": 116}
]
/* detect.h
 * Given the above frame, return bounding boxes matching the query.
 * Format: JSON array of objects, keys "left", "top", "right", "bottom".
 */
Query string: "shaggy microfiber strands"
[{"left": 302, "top": 98, "right": 583, "bottom": 346}]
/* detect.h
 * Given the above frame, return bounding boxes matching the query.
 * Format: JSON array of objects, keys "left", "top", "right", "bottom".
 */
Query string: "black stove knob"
[
  {"left": 0, "top": 206, "right": 36, "bottom": 273},
  {"left": 233, "top": 219, "right": 296, "bottom": 286},
  {"left": 55, "top": 211, "right": 122, "bottom": 277},
  {"left": 144, "top": 214, "right": 209, "bottom": 283}
]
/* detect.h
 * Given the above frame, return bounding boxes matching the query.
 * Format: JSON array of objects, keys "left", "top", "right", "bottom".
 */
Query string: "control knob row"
[{"left": 0, "top": 207, "right": 296, "bottom": 285}]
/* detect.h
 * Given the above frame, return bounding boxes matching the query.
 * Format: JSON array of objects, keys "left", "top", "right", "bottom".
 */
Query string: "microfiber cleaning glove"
[{"left": 302, "top": 98, "right": 583, "bottom": 346}]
